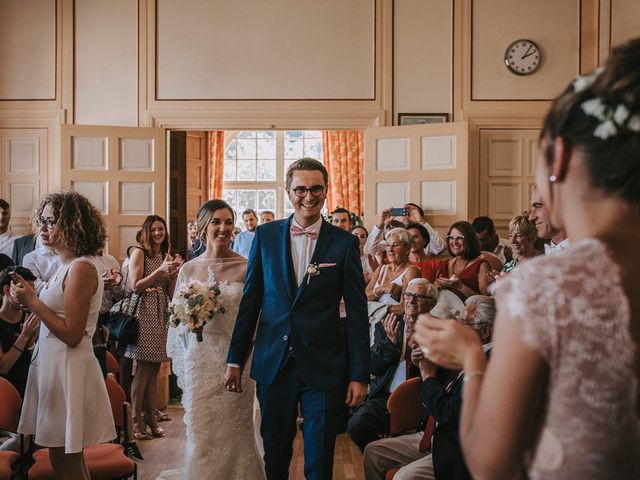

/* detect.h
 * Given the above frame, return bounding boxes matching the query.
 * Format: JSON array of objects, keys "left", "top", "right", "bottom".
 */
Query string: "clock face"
[{"left": 504, "top": 39, "right": 541, "bottom": 75}]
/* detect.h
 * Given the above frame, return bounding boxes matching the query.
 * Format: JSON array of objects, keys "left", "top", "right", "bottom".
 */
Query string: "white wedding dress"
[{"left": 166, "top": 257, "right": 265, "bottom": 480}]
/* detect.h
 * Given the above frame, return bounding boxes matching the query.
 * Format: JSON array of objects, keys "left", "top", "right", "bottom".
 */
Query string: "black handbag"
[
  {"left": 103, "top": 246, "right": 145, "bottom": 345},
  {"left": 104, "top": 294, "right": 141, "bottom": 345}
]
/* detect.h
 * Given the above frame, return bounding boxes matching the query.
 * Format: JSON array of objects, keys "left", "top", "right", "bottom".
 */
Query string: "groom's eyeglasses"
[{"left": 290, "top": 185, "right": 326, "bottom": 198}]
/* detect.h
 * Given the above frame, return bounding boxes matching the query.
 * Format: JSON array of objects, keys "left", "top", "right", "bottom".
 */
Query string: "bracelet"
[
  {"left": 463, "top": 370, "right": 484, "bottom": 384},
  {"left": 11, "top": 344, "right": 24, "bottom": 353}
]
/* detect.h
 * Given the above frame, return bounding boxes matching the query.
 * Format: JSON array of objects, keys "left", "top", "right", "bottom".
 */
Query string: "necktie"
[
  {"left": 418, "top": 370, "right": 462, "bottom": 453},
  {"left": 290, "top": 225, "right": 317, "bottom": 239}
]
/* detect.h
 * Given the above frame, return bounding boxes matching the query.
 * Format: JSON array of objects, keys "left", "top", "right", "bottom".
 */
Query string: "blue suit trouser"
[{"left": 256, "top": 357, "right": 346, "bottom": 480}]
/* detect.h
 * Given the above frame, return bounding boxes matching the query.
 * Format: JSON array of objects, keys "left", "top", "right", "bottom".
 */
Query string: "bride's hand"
[{"left": 224, "top": 365, "right": 243, "bottom": 393}]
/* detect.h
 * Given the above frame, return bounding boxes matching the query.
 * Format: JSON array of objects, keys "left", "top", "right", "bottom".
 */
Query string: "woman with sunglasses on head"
[
  {"left": 366, "top": 227, "right": 421, "bottom": 314},
  {"left": 10, "top": 192, "right": 115, "bottom": 480},
  {"left": 435, "top": 221, "right": 491, "bottom": 300},
  {"left": 414, "top": 39, "right": 640, "bottom": 479}
]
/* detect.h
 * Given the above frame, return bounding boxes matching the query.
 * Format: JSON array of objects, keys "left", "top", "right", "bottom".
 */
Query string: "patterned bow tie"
[{"left": 290, "top": 225, "right": 318, "bottom": 239}]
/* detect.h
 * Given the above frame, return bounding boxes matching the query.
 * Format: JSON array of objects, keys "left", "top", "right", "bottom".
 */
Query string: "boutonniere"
[{"left": 306, "top": 263, "right": 320, "bottom": 285}]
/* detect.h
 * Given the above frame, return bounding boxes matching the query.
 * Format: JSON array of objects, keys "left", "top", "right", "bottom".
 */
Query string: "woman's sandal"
[
  {"left": 133, "top": 416, "right": 153, "bottom": 441},
  {"left": 156, "top": 409, "right": 171, "bottom": 422},
  {"left": 150, "top": 426, "right": 166, "bottom": 438}
]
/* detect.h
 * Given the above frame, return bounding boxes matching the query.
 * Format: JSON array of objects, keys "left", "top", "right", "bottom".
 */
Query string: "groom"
[{"left": 225, "top": 158, "right": 370, "bottom": 480}]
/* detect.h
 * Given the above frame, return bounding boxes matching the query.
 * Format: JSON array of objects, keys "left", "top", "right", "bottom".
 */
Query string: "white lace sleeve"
[{"left": 166, "top": 268, "right": 189, "bottom": 389}]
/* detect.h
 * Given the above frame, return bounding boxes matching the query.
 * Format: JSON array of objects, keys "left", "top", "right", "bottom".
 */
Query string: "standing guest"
[
  {"left": 125, "top": 215, "right": 181, "bottom": 441},
  {"left": 366, "top": 228, "right": 422, "bottom": 315},
  {"left": 529, "top": 187, "right": 569, "bottom": 254},
  {"left": 414, "top": 40, "right": 640, "bottom": 479},
  {"left": 11, "top": 234, "right": 36, "bottom": 266},
  {"left": 226, "top": 158, "right": 370, "bottom": 480},
  {"left": 351, "top": 226, "right": 369, "bottom": 283},
  {"left": 330, "top": 207, "right": 353, "bottom": 232},
  {"left": 187, "top": 220, "right": 205, "bottom": 260},
  {"left": 407, "top": 222, "right": 447, "bottom": 283},
  {"left": 348, "top": 279, "right": 438, "bottom": 451},
  {"left": 12, "top": 191, "right": 115, "bottom": 480},
  {"left": 232, "top": 209, "right": 258, "bottom": 258},
  {"left": 0, "top": 199, "right": 17, "bottom": 257},
  {"left": 22, "top": 237, "right": 61, "bottom": 294},
  {"left": 436, "top": 221, "right": 491, "bottom": 300},
  {"left": 260, "top": 210, "right": 275, "bottom": 224},
  {"left": 472, "top": 216, "right": 511, "bottom": 266}
]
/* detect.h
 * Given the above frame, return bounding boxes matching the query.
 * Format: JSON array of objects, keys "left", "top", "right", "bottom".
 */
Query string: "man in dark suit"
[
  {"left": 364, "top": 295, "right": 495, "bottom": 480},
  {"left": 347, "top": 279, "right": 439, "bottom": 451},
  {"left": 11, "top": 234, "right": 36, "bottom": 266},
  {"left": 225, "top": 158, "right": 370, "bottom": 480}
]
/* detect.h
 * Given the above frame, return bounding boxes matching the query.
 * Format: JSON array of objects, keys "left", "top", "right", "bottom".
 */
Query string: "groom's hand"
[
  {"left": 224, "top": 365, "right": 243, "bottom": 393},
  {"left": 345, "top": 381, "right": 368, "bottom": 407}
]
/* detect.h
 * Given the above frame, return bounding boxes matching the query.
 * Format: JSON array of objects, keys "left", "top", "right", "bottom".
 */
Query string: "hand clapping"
[{"left": 381, "top": 313, "right": 399, "bottom": 344}]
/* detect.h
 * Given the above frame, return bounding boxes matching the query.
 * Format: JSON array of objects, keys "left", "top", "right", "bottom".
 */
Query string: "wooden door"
[
  {"left": 186, "top": 131, "right": 208, "bottom": 220},
  {"left": 61, "top": 124, "right": 166, "bottom": 261},
  {"left": 169, "top": 131, "right": 187, "bottom": 256},
  {"left": 364, "top": 122, "right": 469, "bottom": 232}
]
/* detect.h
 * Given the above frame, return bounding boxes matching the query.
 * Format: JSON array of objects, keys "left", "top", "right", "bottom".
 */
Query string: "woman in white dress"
[
  {"left": 12, "top": 192, "right": 115, "bottom": 480},
  {"left": 167, "top": 199, "right": 264, "bottom": 480}
]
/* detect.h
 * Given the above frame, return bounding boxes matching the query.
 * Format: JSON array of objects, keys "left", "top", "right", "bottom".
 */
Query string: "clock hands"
[{"left": 521, "top": 45, "right": 536, "bottom": 60}]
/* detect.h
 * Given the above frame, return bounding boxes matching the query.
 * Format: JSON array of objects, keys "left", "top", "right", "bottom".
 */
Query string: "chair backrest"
[
  {"left": 0, "top": 377, "right": 22, "bottom": 432},
  {"left": 105, "top": 350, "right": 119, "bottom": 376},
  {"left": 105, "top": 375, "right": 126, "bottom": 429},
  {"left": 386, "top": 377, "right": 425, "bottom": 437}
]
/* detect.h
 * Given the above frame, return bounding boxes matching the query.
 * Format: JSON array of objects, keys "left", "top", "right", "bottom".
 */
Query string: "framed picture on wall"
[{"left": 397, "top": 113, "right": 449, "bottom": 126}]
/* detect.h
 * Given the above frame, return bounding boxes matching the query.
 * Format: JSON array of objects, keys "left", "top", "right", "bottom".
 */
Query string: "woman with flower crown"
[
  {"left": 414, "top": 38, "right": 640, "bottom": 479},
  {"left": 166, "top": 199, "right": 264, "bottom": 480}
]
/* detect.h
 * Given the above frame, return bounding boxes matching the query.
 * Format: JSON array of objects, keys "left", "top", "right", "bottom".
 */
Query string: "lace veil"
[{"left": 166, "top": 255, "right": 247, "bottom": 389}]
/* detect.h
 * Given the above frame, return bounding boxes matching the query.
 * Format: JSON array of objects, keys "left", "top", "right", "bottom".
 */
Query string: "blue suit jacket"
[{"left": 226, "top": 216, "right": 370, "bottom": 391}]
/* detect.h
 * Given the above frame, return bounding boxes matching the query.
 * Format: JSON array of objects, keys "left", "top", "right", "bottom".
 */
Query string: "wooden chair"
[
  {"left": 105, "top": 350, "right": 119, "bottom": 376},
  {"left": 384, "top": 377, "right": 425, "bottom": 480},
  {"left": 27, "top": 376, "right": 136, "bottom": 480},
  {"left": 0, "top": 377, "right": 23, "bottom": 480},
  {"left": 386, "top": 377, "right": 425, "bottom": 437}
]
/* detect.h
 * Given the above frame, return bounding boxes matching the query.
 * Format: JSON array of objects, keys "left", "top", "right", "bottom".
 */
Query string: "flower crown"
[{"left": 573, "top": 68, "right": 640, "bottom": 140}]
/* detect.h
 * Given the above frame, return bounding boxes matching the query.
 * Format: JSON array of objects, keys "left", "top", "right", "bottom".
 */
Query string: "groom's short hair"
[{"left": 286, "top": 158, "right": 329, "bottom": 189}]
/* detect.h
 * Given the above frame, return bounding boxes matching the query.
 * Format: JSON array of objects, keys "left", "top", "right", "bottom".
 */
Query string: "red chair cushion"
[
  {"left": 0, "top": 451, "right": 19, "bottom": 480},
  {"left": 386, "top": 466, "right": 400, "bottom": 479},
  {"left": 29, "top": 444, "right": 135, "bottom": 480}
]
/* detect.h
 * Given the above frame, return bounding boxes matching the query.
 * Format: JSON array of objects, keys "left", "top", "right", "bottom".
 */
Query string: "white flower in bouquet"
[{"left": 167, "top": 267, "right": 226, "bottom": 342}]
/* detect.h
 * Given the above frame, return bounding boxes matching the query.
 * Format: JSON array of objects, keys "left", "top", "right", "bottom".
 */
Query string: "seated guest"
[
  {"left": 11, "top": 234, "right": 36, "bottom": 266},
  {"left": 436, "top": 221, "right": 490, "bottom": 300},
  {"left": 407, "top": 222, "right": 447, "bottom": 283},
  {"left": 366, "top": 228, "right": 421, "bottom": 314},
  {"left": 330, "top": 207, "right": 353, "bottom": 232},
  {"left": 232, "top": 208, "right": 258, "bottom": 258},
  {"left": 364, "top": 218, "right": 405, "bottom": 280},
  {"left": 472, "top": 216, "right": 511, "bottom": 267},
  {"left": 22, "top": 237, "right": 61, "bottom": 294},
  {"left": 0, "top": 266, "right": 39, "bottom": 398},
  {"left": 529, "top": 186, "right": 569, "bottom": 254},
  {"left": 348, "top": 279, "right": 438, "bottom": 451},
  {"left": 497, "top": 214, "right": 540, "bottom": 275},
  {"left": 364, "top": 295, "right": 495, "bottom": 480},
  {"left": 260, "top": 210, "right": 275, "bottom": 224}
]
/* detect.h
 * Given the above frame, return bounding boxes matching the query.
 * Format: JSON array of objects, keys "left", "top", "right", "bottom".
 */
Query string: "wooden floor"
[{"left": 137, "top": 406, "right": 365, "bottom": 480}]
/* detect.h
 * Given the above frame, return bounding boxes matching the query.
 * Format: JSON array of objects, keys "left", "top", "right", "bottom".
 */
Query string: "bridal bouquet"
[{"left": 167, "top": 267, "right": 226, "bottom": 342}]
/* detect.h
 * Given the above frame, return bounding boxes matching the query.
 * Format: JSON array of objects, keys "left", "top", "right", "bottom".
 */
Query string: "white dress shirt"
[
  {"left": 545, "top": 237, "right": 570, "bottom": 255},
  {"left": 22, "top": 245, "right": 61, "bottom": 294},
  {"left": 0, "top": 230, "right": 17, "bottom": 257},
  {"left": 290, "top": 217, "right": 322, "bottom": 286},
  {"left": 94, "top": 253, "right": 124, "bottom": 313}
]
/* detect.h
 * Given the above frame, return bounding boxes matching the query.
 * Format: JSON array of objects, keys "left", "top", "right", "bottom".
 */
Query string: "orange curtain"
[
  {"left": 322, "top": 130, "right": 365, "bottom": 215},
  {"left": 207, "top": 131, "right": 225, "bottom": 199}
]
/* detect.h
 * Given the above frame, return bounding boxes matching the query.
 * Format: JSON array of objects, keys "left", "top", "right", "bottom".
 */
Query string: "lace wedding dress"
[{"left": 166, "top": 257, "right": 265, "bottom": 480}]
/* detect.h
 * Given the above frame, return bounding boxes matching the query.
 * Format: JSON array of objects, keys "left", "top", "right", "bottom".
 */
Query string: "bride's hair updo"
[
  {"left": 541, "top": 37, "right": 640, "bottom": 204},
  {"left": 196, "top": 199, "right": 236, "bottom": 242}
]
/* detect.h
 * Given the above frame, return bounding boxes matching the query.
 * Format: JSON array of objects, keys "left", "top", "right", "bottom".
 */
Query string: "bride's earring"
[{"left": 549, "top": 175, "right": 558, "bottom": 183}]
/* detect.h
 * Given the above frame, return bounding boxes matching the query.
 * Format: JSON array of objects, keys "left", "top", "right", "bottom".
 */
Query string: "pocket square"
[{"left": 318, "top": 263, "right": 337, "bottom": 268}]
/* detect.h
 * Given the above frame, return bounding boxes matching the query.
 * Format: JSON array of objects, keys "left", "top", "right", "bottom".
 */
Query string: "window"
[{"left": 223, "top": 130, "right": 324, "bottom": 225}]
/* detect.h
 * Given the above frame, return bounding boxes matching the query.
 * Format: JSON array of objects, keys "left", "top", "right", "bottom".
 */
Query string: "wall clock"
[{"left": 504, "top": 39, "right": 541, "bottom": 75}]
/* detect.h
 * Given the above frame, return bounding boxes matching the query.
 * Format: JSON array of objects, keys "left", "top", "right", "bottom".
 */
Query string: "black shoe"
[{"left": 125, "top": 441, "right": 144, "bottom": 462}]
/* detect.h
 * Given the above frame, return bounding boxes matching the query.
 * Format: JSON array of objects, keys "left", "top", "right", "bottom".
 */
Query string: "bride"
[{"left": 167, "top": 199, "right": 265, "bottom": 480}]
